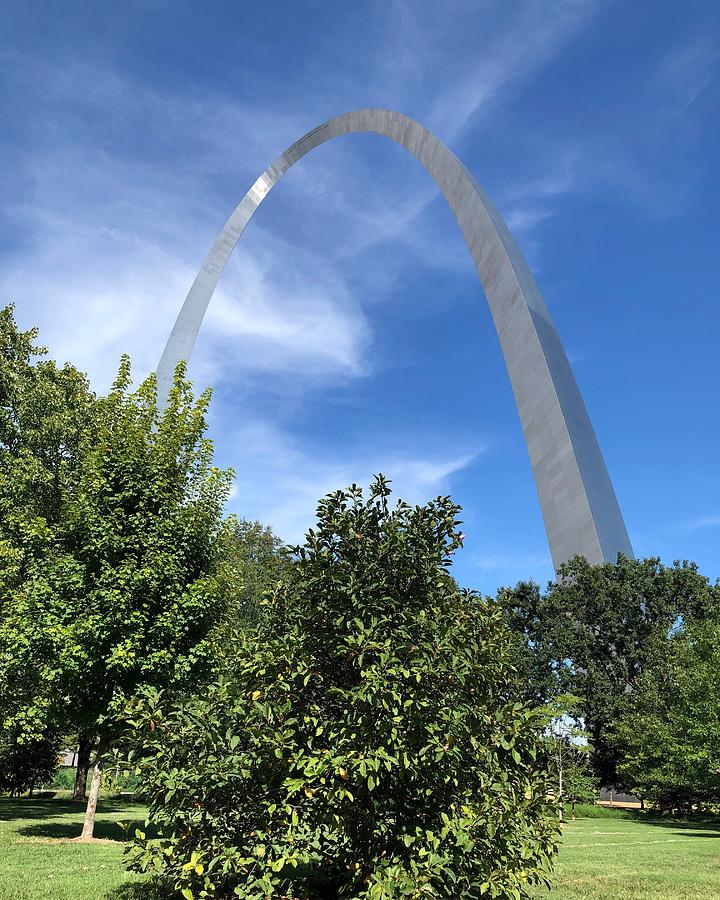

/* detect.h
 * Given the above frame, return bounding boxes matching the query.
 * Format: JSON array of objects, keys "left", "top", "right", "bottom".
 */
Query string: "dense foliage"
[
  {"left": 613, "top": 620, "right": 720, "bottom": 812},
  {"left": 498, "top": 556, "right": 719, "bottom": 786},
  {"left": 0, "top": 305, "right": 93, "bottom": 793},
  {"left": 0, "top": 312, "right": 233, "bottom": 832},
  {"left": 0, "top": 728, "right": 60, "bottom": 795},
  {"left": 125, "top": 478, "right": 558, "bottom": 899},
  {"left": 6, "top": 299, "right": 720, "bottom": 895},
  {"left": 52, "top": 357, "right": 232, "bottom": 736},
  {"left": 215, "top": 518, "right": 291, "bottom": 628}
]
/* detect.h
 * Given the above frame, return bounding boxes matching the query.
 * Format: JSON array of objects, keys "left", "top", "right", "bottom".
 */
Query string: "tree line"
[{"left": 498, "top": 555, "right": 720, "bottom": 813}]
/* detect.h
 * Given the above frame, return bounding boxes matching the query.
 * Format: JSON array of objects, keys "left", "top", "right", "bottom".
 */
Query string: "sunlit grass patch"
[
  {"left": 542, "top": 816, "right": 720, "bottom": 899},
  {"left": 0, "top": 797, "right": 154, "bottom": 899}
]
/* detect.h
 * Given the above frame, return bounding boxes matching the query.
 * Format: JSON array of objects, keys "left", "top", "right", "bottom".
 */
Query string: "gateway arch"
[{"left": 157, "top": 108, "right": 633, "bottom": 570}]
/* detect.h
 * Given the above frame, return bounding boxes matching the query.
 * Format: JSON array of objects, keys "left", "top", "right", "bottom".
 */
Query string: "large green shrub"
[{"left": 125, "top": 478, "right": 558, "bottom": 898}]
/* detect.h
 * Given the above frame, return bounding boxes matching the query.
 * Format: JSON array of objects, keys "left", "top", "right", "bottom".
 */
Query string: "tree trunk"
[
  {"left": 73, "top": 733, "right": 92, "bottom": 801},
  {"left": 557, "top": 752, "right": 564, "bottom": 823},
  {"left": 80, "top": 751, "right": 104, "bottom": 840}
]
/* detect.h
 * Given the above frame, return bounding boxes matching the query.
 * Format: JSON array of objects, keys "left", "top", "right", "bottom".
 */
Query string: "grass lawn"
[
  {"left": 2, "top": 799, "right": 720, "bottom": 898},
  {"left": 0, "top": 796, "right": 154, "bottom": 899},
  {"left": 542, "top": 815, "right": 720, "bottom": 899}
]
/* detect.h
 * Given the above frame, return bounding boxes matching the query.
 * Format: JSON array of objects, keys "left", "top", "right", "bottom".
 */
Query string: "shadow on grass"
[
  {"left": 0, "top": 797, "right": 84, "bottom": 820},
  {"left": 571, "top": 805, "right": 720, "bottom": 837},
  {"left": 640, "top": 818, "right": 720, "bottom": 838},
  {"left": 17, "top": 817, "right": 149, "bottom": 841},
  {"left": 104, "top": 881, "right": 176, "bottom": 899},
  {"left": 0, "top": 795, "right": 152, "bottom": 842},
  {"left": 0, "top": 796, "right": 139, "bottom": 820}
]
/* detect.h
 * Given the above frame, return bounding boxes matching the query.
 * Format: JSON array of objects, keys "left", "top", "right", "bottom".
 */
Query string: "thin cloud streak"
[
  {"left": 221, "top": 419, "right": 483, "bottom": 545},
  {"left": 425, "top": 0, "right": 603, "bottom": 141},
  {"left": 686, "top": 515, "right": 720, "bottom": 532}
]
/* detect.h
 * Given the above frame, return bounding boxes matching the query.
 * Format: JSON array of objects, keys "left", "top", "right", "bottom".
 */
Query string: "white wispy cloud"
[
  {"left": 220, "top": 419, "right": 482, "bottom": 544},
  {"left": 0, "top": 60, "right": 378, "bottom": 394},
  {"left": 198, "top": 232, "right": 372, "bottom": 385},
  {"left": 686, "top": 514, "right": 720, "bottom": 532},
  {"left": 658, "top": 33, "right": 718, "bottom": 112},
  {"left": 1, "top": 202, "right": 195, "bottom": 389},
  {"left": 498, "top": 153, "right": 579, "bottom": 232},
  {"left": 424, "top": 0, "right": 602, "bottom": 141}
]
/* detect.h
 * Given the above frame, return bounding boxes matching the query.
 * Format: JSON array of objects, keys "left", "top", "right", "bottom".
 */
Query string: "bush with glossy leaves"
[{"left": 124, "top": 477, "right": 558, "bottom": 899}]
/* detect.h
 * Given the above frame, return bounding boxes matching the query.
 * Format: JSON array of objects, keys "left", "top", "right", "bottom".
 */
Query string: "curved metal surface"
[{"left": 157, "top": 108, "right": 633, "bottom": 569}]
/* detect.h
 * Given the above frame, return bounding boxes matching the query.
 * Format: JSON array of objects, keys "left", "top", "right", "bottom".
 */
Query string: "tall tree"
[
  {"left": 613, "top": 620, "right": 720, "bottom": 812},
  {"left": 0, "top": 351, "right": 233, "bottom": 837},
  {"left": 498, "top": 555, "right": 719, "bottom": 786},
  {"left": 0, "top": 305, "right": 93, "bottom": 798}
]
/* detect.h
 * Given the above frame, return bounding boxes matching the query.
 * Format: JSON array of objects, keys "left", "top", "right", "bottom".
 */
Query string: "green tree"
[
  {"left": 495, "top": 580, "right": 556, "bottom": 706},
  {"left": 0, "top": 305, "right": 93, "bottom": 798},
  {"left": 614, "top": 620, "right": 720, "bottom": 812},
  {"left": 0, "top": 354, "right": 233, "bottom": 837},
  {"left": 215, "top": 518, "right": 291, "bottom": 627},
  {"left": 541, "top": 696, "right": 597, "bottom": 820},
  {"left": 124, "top": 478, "right": 558, "bottom": 899},
  {"left": 0, "top": 727, "right": 60, "bottom": 796},
  {"left": 560, "top": 754, "right": 598, "bottom": 819},
  {"left": 498, "top": 556, "right": 719, "bottom": 786}
]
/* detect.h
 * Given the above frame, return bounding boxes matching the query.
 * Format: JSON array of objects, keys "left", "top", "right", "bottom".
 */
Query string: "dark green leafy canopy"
[
  {"left": 498, "top": 555, "right": 719, "bottom": 786},
  {"left": 0, "top": 727, "right": 60, "bottom": 795},
  {"left": 495, "top": 580, "right": 555, "bottom": 707},
  {"left": 614, "top": 621, "right": 720, "bottom": 811},
  {"left": 126, "top": 477, "right": 558, "bottom": 899}
]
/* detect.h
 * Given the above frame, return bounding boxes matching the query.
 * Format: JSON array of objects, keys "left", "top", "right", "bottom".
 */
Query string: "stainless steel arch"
[{"left": 157, "top": 108, "right": 633, "bottom": 569}]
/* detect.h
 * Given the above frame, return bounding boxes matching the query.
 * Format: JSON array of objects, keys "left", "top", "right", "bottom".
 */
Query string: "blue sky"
[{"left": 1, "top": 0, "right": 719, "bottom": 593}]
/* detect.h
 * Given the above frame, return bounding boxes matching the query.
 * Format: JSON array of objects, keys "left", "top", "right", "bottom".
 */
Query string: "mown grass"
[
  {"left": 2, "top": 797, "right": 720, "bottom": 898},
  {"left": 542, "top": 815, "right": 720, "bottom": 899},
  {"left": 0, "top": 797, "right": 156, "bottom": 899}
]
